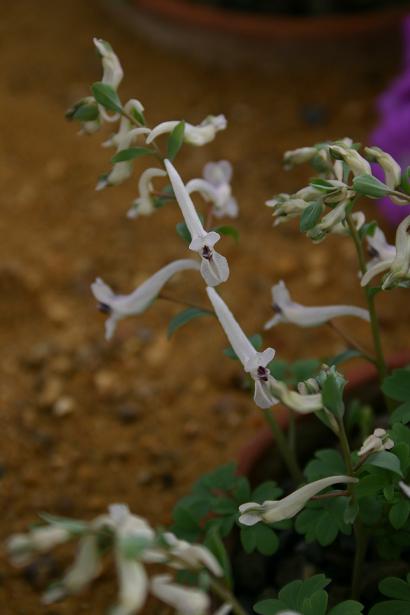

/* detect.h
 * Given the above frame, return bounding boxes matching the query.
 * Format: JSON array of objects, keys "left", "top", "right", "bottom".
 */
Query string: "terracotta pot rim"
[
  {"left": 237, "top": 351, "right": 410, "bottom": 477},
  {"left": 133, "top": 0, "right": 407, "bottom": 40}
]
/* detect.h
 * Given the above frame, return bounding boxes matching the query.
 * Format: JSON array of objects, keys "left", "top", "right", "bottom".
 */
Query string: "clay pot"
[
  {"left": 103, "top": 0, "right": 406, "bottom": 71},
  {"left": 238, "top": 351, "right": 410, "bottom": 479}
]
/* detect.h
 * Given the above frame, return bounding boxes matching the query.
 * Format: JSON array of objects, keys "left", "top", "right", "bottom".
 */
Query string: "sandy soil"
[{"left": 0, "top": 1, "right": 409, "bottom": 612}]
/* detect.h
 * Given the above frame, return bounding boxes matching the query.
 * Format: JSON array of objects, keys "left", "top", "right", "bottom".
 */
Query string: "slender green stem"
[
  {"left": 209, "top": 578, "right": 247, "bottom": 615},
  {"left": 346, "top": 212, "right": 387, "bottom": 381},
  {"left": 337, "top": 418, "right": 368, "bottom": 599},
  {"left": 351, "top": 522, "right": 368, "bottom": 600},
  {"left": 262, "top": 408, "right": 304, "bottom": 484}
]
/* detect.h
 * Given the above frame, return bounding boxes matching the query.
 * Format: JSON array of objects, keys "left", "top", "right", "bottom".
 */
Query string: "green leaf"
[
  {"left": 305, "top": 449, "right": 346, "bottom": 481},
  {"left": 389, "top": 500, "right": 410, "bottom": 529},
  {"left": 353, "top": 174, "right": 391, "bottom": 198},
  {"left": 224, "top": 333, "right": 262, "bottom": 360},
  {"left": 253, "top": 524, "right": 279, "bottom": 556},
  {"left": 291, "top": 359, "right": 321, "bottom": 383},
  {"left": 212, "top": 225, "right": 239, "bottom": 242},
  {"left": 167, "top": 120, "right": 185, "bottom": 161},
  {"left": 328, "top": 601, "right": 364, "bottom": 615},
  {"left": 130, "top": 105, "right": 146, "bottom": 125},
  {"left": 111, "top": 147, "right": 155, "bottom": 163},
  {"left": 382, "top": 368, "right": 410, "bottom": 402},
  {"left": 70, "top": 102, "right": 99, "bottom": 122},
  {"left": 300, "top": 202, "right": 323, "bottom": 232},
  {"left": 363, "top": 451, "right": 403, "bottom": 477},
  {"left": 251, "top": 481, "right": 282, "bottom": 503},
  {"left": 328, "top": 349, "right": 363, "bottom": 368},
  {"left": 370, "top": 601, "right": 410, "bottom": 615},
  {"left": 379, "top": 576, "right": 410, "bottom": 601},
  {"left": 39, "top": 513, "right": 87, "bottom": 536},
  {"left": 176, "top": 221, "right": 192, "bottom": 243},
  {"left": 91, "top": 81, "right": 122, "bottom": 113},
  {"left": 168, "top": 307, "right": 212, "bottom": 338},
  {"left": 391, "top": 401, "right": 410, "bottom": 424},
  {"left": 358, "top": 220, "right": 377, "bottom": 240},
  {"left": 310, "top": 178, "right": 337, "bottom": 192},
  {"left": 322, "top": 371, "right": 345, "bottom": 418},
  {"left": 254, "top": 599, "right": 288, "bottom": 615}
]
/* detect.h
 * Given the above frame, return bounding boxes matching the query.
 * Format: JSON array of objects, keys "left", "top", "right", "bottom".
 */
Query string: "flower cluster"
[{"left": 7, "top": 505, "right": 224, "bottom": 615}]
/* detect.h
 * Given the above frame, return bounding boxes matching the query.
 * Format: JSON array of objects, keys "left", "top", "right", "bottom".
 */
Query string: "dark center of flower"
[
  {"left": 368, "top": 246, "right": 379, "bottom": 258},
  {"left": 98, "top": 302, "right": 112, "bottom": 314},
  {"left": 201, "top": 245, "right": 213, "bottom": 260},
  {"left": 256, "top": 366, "right": 269, "bottom": 382},
  {"left": 273, "top": 303, "right": 282, "bottom": 314}
]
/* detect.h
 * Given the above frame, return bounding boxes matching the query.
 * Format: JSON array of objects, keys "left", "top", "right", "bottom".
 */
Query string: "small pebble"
[
  {"left": 53, "top": 396, "right": 75, "bottom": 417},
  {"left": 117, "top": 403, "right": 141, "bottom": 424}
]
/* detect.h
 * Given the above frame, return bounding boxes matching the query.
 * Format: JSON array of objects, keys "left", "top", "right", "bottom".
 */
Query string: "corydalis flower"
[
  {"left": 358, "top": 428, "right": 394, "bottom": 457},
  {"left": 264, "top": 281, "right": 369, "bottom": 329},
  {"left": 361, "top": 227, "right": 396, "bottom": 286},
  {"left": 361, "top": 215, "right": 410, "bottom": 289},
  {"left": 329, "top": 145, "right": 372, "bottom": 177},
  {"left": 206, "top": 287, "right": 277, "bottom": 409},
  {"left": 142, "top": 532, "right": 223, "bottom": 578},
  {"left": 91, "top": 259, "right": 200, "bottom": 340},
  {"left": 269, "top": 379, "right": 323, "bottom": 414},
  {"left": 7, "top": 526, "right": 72, "bottom": 567},
  {"left": 94, "top": 37, "right": 124, "bottom": 90},
  {"left": 186, "top": 161, "right": 238, "bottom": 219},
  {"left": 238, "top": 475, "right": 357, "bottom": 526},
  {"left": 42, "top": 504, "right": 154, "bottom": 612},
  {"left": 147, "top": 115, "right": 227, "bottom": 146},
  {"left": 98, "top": 100, "right": 150, "bottom": 189},
  {"left": 151, "top": 575, "right": 209, "bottom": 615},
  {"left": 127, "top": 167, "right": 167, "bottom": 218},
  {"left": 165, "top": 159, "right": 229, "bottom": 286}
]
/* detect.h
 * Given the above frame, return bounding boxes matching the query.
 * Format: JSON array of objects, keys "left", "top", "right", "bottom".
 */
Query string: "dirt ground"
[{"left": 1, "top": 1, "right": 410, "bottom": 613}]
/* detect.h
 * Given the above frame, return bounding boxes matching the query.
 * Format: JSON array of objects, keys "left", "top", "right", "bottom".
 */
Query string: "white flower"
[
  {"left": 361, "top": 227, "right": 396, "bottom": 287},
  {"left": 165, "top": 159, "right": 229, "bottom": 286},
  {"left": 399, "top": 481, "right": 410, "bottom": 498},
  {"left": 382, "top": 215, "right": 410, "bottom": 289},
  {"left": 238, "top": 475, "right": 357, "bottom": 526},
  {"left": 264, "top": 281, "right": 369, "bottom": 329},
  {"left": 109, "top": 505, "right": 154, "bottom": 615},
  {"left": 43, "top": 534, "right": 102, "bottom": 604},
  {"left": 206, "top": 287, "right": 277, "bottom": 409},
  {"left": 186, "top": 161, "right": 238, "bottom": 219},
  {"left": 329, "top": 145, "right": 372, "bottom": 177},
  {"left": 266, "top": 187, "right": 322, "bottom": 225},
  {"left": 93, "top": 37, "right": 124, "bottom": 90},
  {"left": 92, "top": 38, "right": 124, "bottom": 124},
  {"left": 147, "top": 114, "right": 227, "bottom": 146},
  {"left": 97, "top": 100, "right": 150, "bottom": 189},
  {"left": 283, "top": 147, "right": 318, "bottom": 169},
  {"left": 269, "top": 379, "right": 323, "bottom": 414},
  {"left": 7, "top": 526, "right": 71, "bottom": 567},
  {"left": 91, "top": 259, "right": 200, "bottom": 340},
  {"left": 127, "top": 167, "right": 167, "bottom": 218},
  {"left": 364, "top": 146, "right": 401, "bottom": 191},
  {"left": 161, "top": 532, "right": 223, "bottom": 576},
  {"left": 151, "top": 575, "right": 209, "bottom": 615},
  {"left": 358, "top": 428, "right": 394, "bottom": 457}
]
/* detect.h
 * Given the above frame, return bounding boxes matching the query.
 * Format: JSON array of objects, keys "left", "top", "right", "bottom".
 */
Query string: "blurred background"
[{"left": 1, "top": 0, "right": 410, "bottom": 611}]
